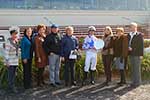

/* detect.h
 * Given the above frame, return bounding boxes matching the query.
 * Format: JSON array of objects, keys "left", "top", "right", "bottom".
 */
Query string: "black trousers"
[
  {"left": 37, "top": 68, "right": 45, "bottom": 84},
  {"left": 102, "top": 55, "right": 113, "bottom": 82},
  {"left": 64, "top": 59, "right": 76, "bottom": 84},
  {"left": 22, "top": 59, "right": 32, "bottom": 89}
]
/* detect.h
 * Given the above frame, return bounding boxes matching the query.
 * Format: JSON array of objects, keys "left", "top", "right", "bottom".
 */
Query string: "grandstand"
[
  {"left": 0, "top": 0, "right": 149, "bottom": 10},
  {"left": 0, "top": 0, "right": 149, "bottom": 38}
]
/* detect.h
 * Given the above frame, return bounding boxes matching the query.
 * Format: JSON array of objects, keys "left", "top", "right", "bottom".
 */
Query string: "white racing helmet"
[{"left": 88, "top": 26, "right": 96, "bottom": 31}]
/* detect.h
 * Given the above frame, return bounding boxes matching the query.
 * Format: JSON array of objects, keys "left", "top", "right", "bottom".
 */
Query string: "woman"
[
  {"left": 34, "top": 24, "right": 48, "bottom": 86},
  {"left": 20, "top": 27, "right": 33, "bottom": 89},
  {"left": 101, "top": 26, "right": 114, "bottom": 85},
  {"left": 113, "top": 27, "right": 128, "bottom": 85},
  {"left": 4, "top": 28, "right": 19, "bottom": 93},
  {"left": 61, "top": 26, "right": 79, "bottom": 86}
]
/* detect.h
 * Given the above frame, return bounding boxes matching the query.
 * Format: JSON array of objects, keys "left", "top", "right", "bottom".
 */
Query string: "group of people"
[
  {"left": 101, "top": 22, "right": 144, "bottom": 87},
  {"left": 2, "top": 22, "right": 144, "bottom": 93},
  {"left": 82, "top": 23, "right": 143, "bottom": 87}
]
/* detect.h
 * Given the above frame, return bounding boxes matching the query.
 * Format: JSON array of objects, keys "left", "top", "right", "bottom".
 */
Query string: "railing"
[{"left": 0, "top": 25, "right": 149, "bottom": 38}]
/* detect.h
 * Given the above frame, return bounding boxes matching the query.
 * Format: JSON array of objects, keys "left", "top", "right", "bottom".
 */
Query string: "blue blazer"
[
  {"left": 61, "top": 35, "right": 79, "bottom": 58},
  {"left": 20, "top": 36, "right": 32, "bottom": 59}
]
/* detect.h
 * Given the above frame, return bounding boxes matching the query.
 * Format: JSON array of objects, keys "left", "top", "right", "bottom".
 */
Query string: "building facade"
[{"left": 0, "top": 0, "right": 149, "bottom": 10}]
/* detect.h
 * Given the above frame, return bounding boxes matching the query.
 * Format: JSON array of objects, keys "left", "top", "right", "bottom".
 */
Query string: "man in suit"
[{"left": 128, "top": 22, "right": 144, "bottom": 87}]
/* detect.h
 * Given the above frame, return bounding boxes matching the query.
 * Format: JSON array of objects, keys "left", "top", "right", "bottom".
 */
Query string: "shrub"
[
  {"left": 144, "top": 40, "right": 150, "bottom": 48},
  {"left": 0, "top": 58, "right": 23, "bottom": 88},
  {"left": 0, "top": 53, "right": 150, "bottom": 88},
  {"left": 141, "top": 53, "right": 150, "bottom": 80}
]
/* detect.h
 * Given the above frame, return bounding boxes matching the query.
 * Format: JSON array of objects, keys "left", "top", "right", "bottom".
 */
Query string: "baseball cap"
[{"left": 51, "top": 24, "right": 59, "bottom": 28}]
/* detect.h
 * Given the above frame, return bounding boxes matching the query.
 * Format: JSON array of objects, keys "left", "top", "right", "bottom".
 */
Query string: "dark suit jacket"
[
  {"left": 61, "top": 34, "right": 79, "bottom": 59},
  {"left": 128, "top": 32, "right": 144, "bottom": 56}
]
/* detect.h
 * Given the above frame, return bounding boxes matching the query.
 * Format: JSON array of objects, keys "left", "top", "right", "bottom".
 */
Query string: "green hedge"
[
  {"left": 0, "top": 53, "right": 150, "bottom": 88},
  {"left": 144, "top": 40, "right": 150, "bottom": 48}
]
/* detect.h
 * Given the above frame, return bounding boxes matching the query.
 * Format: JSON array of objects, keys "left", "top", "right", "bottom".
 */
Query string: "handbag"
[
  {"left": 69, "top": 50, "right": 82, "bottom": 60},
  {"left": 69, "top": 50, "right": 77, "bottom": 59}
]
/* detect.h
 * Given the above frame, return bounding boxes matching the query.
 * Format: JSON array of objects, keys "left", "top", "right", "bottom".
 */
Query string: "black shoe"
[
  {"left": 91, "top": 81, "right": 95, "bottom": 85},
  {"left": 65, "top": 83, "right": 69, "bottom": 86},
  {"left": 55, "top": 82, "right": 62, "bottom": 85},
  {"left": 130, "top": 84, "right": 140, "bottom": 88},
  {"left": 42, "top": 81, "right": 47, "bottom": 85},
  {"left": 102, "top": 81, "right": 109, "bottom": 86},
  {"left": 50, "top": 83, "right": 58, "bottom": 87},
  {"left": 72, "top": 81, "right": 77, "bottom": 86},
  {"left": 117, "top": 81, "right": 126, "bottom": 86}
]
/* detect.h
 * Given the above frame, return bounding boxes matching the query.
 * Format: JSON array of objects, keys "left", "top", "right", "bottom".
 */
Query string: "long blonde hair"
[{"left": 104, "top": 26, "right": 113, "bottom": 37}]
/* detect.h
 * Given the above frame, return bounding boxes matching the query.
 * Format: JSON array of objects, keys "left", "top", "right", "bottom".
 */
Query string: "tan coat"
[
  {"left": 113, "top": 34, "right": 128, "bottom": 58},
  {"left": 34, "top": 35, "right": 48, "bottom": 68},
  {"left": 101, "top": 35, "right": 114, "bottom": 55}
]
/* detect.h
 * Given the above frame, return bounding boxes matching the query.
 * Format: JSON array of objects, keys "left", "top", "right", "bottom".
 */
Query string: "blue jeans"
[
  {"left": 8, "top": 66, "right": 17, "bottom": 89},
  {"left": 114, "top": 57, "right": 125, "bottom": 70},
  {"left": 48, "top": 54, "right": 61, "bottom": 84}
]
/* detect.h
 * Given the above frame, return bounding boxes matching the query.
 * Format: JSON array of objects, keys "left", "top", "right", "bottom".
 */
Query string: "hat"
[
  {"left": 51, "top": 24, "right": 59, "bottom": 28},
  {"left": 88, "top": 26, "right": 96, "bottom": 31},
  {"left": 10, "top": 30, "right": 18, "bottom": 35}
]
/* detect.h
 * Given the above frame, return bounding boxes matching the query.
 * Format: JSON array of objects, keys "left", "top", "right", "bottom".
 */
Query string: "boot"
[
  {"left": 82, "top": 71, "right": 88, "bottom": 86},
  {"left": 118, "top": 70, "right": 126, "bottom": 86},
  {"left": 90, "top": 70, "right": 95, "bottom": 85},
  {"left": 37, "top": 78, "right": 42, "bottom": 86},
  {"left": 41, "top": 75, "right": 47, "bottom": 85},
  {"left": 105, "top": 76, "right": 112, "bottom": 86},
  {"left": 37, "top": 74, "right": 42, "bottom": 87}
]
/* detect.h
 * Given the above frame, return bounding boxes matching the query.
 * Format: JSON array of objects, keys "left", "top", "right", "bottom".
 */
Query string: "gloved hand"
[{"left": 103, "top": 47, "right": 107, "bottom": 50}]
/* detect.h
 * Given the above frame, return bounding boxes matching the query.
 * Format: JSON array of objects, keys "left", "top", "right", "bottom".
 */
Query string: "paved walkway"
[{"left": 0, "top": 80, "right": 150, "bottom": 100}]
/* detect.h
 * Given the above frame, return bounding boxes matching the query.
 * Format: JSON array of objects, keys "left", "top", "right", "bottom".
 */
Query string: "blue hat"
[{"left": 51, "top": 24, "right": 59, "bottom": 28}]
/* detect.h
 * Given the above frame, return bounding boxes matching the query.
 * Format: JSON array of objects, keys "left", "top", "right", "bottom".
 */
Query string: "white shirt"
[{"left": 129, "top": 32, "right": 137, "bottom": 46}]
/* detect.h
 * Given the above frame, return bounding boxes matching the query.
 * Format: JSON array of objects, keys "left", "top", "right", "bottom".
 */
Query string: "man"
[
  {"left": 128, "top": 22, "right": 144, "bottom": 87},
  {"left": 3, "top": 28, "right": 19, "bottom": 93},
  {"left": 43, "top": 24, "right": 62, "bottom": 87},
  {"left": 61, "top": 26, "right": 79, "bottom": 86},
  {"left": 82, "top": 26, "right": 98, "bottom": 85}
]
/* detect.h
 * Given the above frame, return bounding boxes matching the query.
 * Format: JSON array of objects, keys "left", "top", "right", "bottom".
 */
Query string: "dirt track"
[{"left": 0, "top": 80, "right": 150, "bottom": 100}]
